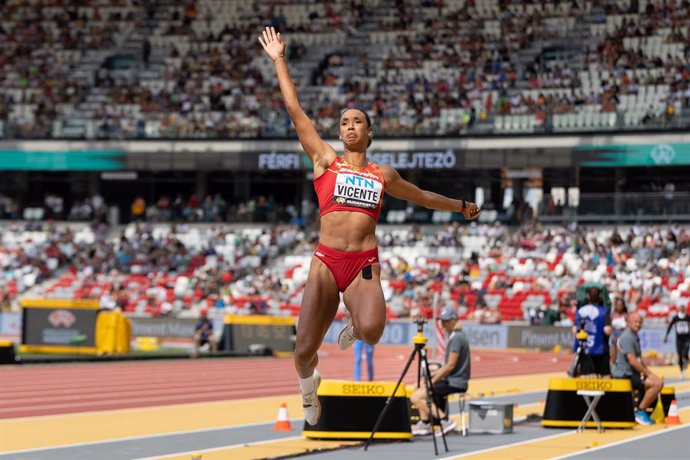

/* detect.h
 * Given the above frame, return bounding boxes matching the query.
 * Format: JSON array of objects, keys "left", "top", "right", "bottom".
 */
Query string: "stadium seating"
[
  {"left": 1, "top": 0, "right": 687, "bottom": 139},
  {"left": 2, "top": 221, "right": 688, "bottom": 329}
]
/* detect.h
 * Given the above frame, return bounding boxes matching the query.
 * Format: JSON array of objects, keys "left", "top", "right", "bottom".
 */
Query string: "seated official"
[
  {"left": 193, "top": 309, "right": 217, "bottom": 358},
  {"left": 410, "top": 307, "right": 470, "bottom": 437},
  {"left": 612, "top": 312, "right": 663, "bottom": 425}
]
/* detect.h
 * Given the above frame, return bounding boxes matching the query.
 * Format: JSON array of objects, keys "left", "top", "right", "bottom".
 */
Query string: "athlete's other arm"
[
  {"left": 381, "top": 165, "right": 481, "bottom": 220},
  {"left": 258, "top": 26, "right": 335, "bottom": 169}
]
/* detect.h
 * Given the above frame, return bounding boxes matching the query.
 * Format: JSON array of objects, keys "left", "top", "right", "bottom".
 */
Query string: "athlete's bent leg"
[{"left": 343, "top": 264, "right": 386, "bottom": 345}]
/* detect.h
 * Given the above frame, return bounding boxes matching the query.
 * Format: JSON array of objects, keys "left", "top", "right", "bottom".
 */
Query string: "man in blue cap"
[{"left": 410, "top": 306, "right": 471, "bottom": 436}]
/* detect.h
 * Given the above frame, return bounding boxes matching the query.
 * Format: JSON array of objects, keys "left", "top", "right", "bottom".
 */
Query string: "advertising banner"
[
  {"left": 23, "top": 308, "right": 98, "bottom": 347},
  {"left": 324, "top": 320, "right": 507, "bottom": 348},
  {"left": 324, "top": 320, "right": 412, "bottom": 346},
  {"left": 461, "top": 324, "right": 509, "bottom": 349},
  {"left": 638, "top": 328, "right": 680, "bottom": 355},
  {"left": 577, "top": 143, "right": 690, "bottom": 167},
  {"left": 257, "top": 150, "right": 459, "bottom": 171},
  {"left": 222, "top": 315, "right": 296, "bottom": 353},
  {"left": 21, "top": 299, "right": 101, "bottom": 352},
  {"left": 0, "top": 150, "right": 125, "bottom": 170},
  {"left": 507, "top": 325, "right": 679, "bottom": 354},
  {"left": 508, "top": 325, "right": 575, "bottom": 350},
  {"left": 129, "top": 317, "right": 199, "bottom": 338},
  {"left": 14, "top": 311, "right": 681, "bottom": 355}
]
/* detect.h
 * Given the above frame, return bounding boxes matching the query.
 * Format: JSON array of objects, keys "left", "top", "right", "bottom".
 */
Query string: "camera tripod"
[{"left": 364, "top": 319, "right": 449, "bottom": 455}]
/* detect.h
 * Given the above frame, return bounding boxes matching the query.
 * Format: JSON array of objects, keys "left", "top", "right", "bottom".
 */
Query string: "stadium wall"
[
  {"left": 0, "top": 313, "right": 681, "bottom": 354},
  {"left": 2, "top": 132, "right": 690, "bottom": 171}
]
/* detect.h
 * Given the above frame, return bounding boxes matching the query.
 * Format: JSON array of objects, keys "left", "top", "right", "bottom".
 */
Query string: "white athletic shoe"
[
  {"left": 337, "top": 322, "right": 357, "bottom": 350},
  {"left": 411, "top": 420, "right": 432, "bottom": 436},
  {"left": 301, "top": 370, "right": 321, "bottom": 425},
  {"left": 435, "top": 418, "right": 458, "bottom": 437}
]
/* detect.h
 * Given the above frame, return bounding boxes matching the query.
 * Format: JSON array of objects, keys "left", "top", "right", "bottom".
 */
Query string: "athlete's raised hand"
[
  {"left": 463, "top": 202, "right": 481, "bottom": 220},
  {"left": 258, "top": 26, "right": 286, "bottom": 62}
]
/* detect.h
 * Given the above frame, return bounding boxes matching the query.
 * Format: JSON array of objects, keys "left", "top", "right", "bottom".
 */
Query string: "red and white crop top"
[{"left": 314, "top": 156, "right": 386, "bottom": 221}]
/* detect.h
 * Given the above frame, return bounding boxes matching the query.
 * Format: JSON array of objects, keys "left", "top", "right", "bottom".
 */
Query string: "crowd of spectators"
[
  {"left": 161, "top": 221, "right": 690, "bottom": 327},
  {"left": 0, "top": 190, "right": 319, "bottom": 227},
  {"left": 0, "top": 192, "right": 108, "bottom": 223},
  {"left": 0, "top": 195, "right": 21, "bottom": 220},
  {"left": 1, "top": 0, "right": 688, "bottom": 140},
  {"left": 2, "top": 219, "right": 689, "bottom": 333},
  {"left": 59, "top": 0, "right": 369, "bottom": 140},
  {"left": 0, "top": 220, "right": 309, "bottom": 314},
  {"left": 0, "top": 222, "right": 95, "bottom": 310},
  {"left": 372, "top": 222, "right": 689, "bottom": 327},
  {"left": 130, "top": 193, "right": 314, "bottom": 225},
  {"left": 0, "top": 0, "right": 138, "bottom": 138}
]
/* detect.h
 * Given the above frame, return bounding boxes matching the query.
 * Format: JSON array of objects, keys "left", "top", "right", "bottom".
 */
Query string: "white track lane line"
[
  {"left": 134, "top": 435, "right": 305, "bottom": 460},
  {"left": 438, "top": 391, "right": 690, "bottom": 460},
  {"left": 438, "top": 431, "right": 576, "bottom": 459},
  {"left": 550, "top": 422, "right": 690, "bottom": 460},
  {"left": 0, "top": 418, "right": 303, "bottom": 456}
]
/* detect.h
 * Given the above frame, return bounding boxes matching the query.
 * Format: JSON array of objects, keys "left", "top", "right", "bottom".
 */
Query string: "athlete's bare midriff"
[{"left": 318, "top": 211, "right": 378, "bottom": 252}]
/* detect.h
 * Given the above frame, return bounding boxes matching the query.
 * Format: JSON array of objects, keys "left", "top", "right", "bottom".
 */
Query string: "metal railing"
[
  {"left": 1, "top": 107, "right": 689, "bottom": 140},
  {"left": 539, "top": 192, "right": 690, "bottom": 222}
]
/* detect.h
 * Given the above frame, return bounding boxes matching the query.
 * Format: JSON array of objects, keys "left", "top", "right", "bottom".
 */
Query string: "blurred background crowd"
[
  {"left": 2, "top": 221, "right": 688, "bottom": 332},
  {"left": 1, "top": 0, "right": 688, "bottom": 140}
]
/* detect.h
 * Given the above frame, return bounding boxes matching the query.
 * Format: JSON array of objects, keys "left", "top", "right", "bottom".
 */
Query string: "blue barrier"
[
  {"left": 0, "top": 312, "right": 21, "bottom": 341},
  {"left": 323, "top": 320, "right": 507, "bottom": 348},
  {"left": 324, "top": 320, "right": 412, "bottom": 345}
]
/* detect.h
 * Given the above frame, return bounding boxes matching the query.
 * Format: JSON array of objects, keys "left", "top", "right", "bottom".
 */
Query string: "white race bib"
[{"left": 334, "top": 173, "right": 383, "bottom": 210}]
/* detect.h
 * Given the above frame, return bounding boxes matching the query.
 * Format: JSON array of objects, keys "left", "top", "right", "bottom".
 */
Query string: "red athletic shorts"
[{"left": 314, "top": 243, "right": 379, "bottom": 292}]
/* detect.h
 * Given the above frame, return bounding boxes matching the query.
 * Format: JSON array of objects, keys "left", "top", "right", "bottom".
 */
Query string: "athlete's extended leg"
[
  {"left": 294, "top": 257, "right": 340, "bottom": 425},
  {"left": 295, "top": 257, "right": 341, "bottom": 376},
  {"left": 343, "top": 263, "right": 387, "bottom": 345}
]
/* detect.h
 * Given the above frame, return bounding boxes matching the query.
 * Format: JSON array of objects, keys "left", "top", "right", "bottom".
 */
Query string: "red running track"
[{"left": 0, "top": 345, "right": 569, "bottom": 419}]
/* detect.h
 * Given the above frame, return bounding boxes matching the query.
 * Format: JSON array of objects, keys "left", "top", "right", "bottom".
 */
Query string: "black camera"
[{"left": 414, "top": 317, "right": 427, "bottom": 333}]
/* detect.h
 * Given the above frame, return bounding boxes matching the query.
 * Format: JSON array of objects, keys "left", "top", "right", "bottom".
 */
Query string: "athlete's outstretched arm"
[
  {"left": 381, "top": 165, "right": 481, "bottom": 220},
  {"left": 258, "top": 26, "right": 334, "bottom": 166}
]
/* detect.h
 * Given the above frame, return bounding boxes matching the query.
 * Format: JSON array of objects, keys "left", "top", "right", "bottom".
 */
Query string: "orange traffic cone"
[
  {"left": 665, "top": 400, "right": 681, "bottom": 425},
  {"left": 272, "top": 402, "right": 293, "bottom": 431}
]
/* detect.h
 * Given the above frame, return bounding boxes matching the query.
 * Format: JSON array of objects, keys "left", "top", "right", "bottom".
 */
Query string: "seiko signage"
[
  {"left": 258, "top": 149, "right": 458, "bottom": 170},
  {"left": 575, "top": 380, "right": 613, "bottom": 391},
  {"left": 342, "top": 384, "right": 387, "bottom": 395}
]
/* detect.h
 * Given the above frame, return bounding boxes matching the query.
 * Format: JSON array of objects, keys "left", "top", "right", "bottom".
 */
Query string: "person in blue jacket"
[{"left": 573, "top": 286, "right": 612, "bottom": 377}]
